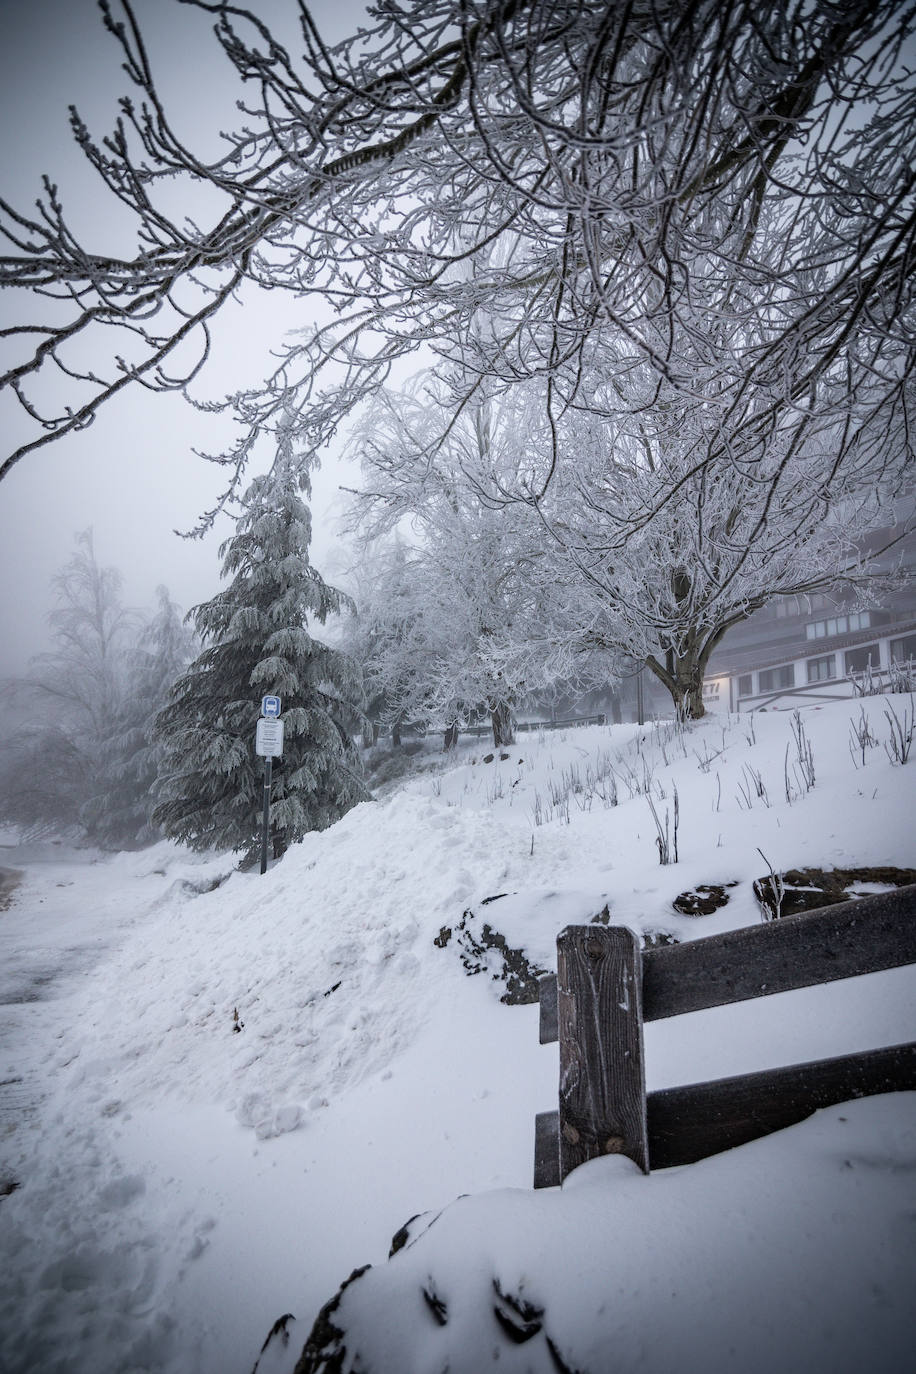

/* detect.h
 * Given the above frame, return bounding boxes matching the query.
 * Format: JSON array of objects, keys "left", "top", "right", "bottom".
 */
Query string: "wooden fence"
[
  {"left": 534, "top": 883, "right": 916, "bottom": 1188},
  {"left": 461, "top": 713, "right": 607, "bottom": 739}
]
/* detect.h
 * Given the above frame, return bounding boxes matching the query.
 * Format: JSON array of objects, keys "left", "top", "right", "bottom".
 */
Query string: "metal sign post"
[
  {"left": 260, "top": 755, "right": 273, "bottom": 876},
  {"left": 255, "top": 702, "right": 284, "bottom": 876}
]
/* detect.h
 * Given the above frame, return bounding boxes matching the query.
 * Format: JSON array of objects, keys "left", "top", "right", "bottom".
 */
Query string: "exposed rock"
[
  {"left": 546, "top": 1334, "right": 585, "bottom": 1374},
  {"left": 642, "top": 929, "right": 680, "bottom": 948},
  {"left": 389, "top": 1213, "right": 422, "bottom": 1257},
  {"left": 590, "top": 904, "right": 611, "bottom": 925},
  {"left": 250, "top": 1313, "right": 297, "bottom": 1374},
  {"left": 422, "top": 1280, "right": 449, "bottom": 1326},
  {"left": 754, "top": 865, "right": 916, "bottom": 920},
  {"left": 492, "top": 1280, "right": 544, "bottom": 1343},
  {"left": 293, "top": 1264, "right": 371, "bottom": 1374},
  {"left": 389, "top": 1207, "right": 447, "bottom": 1259},
  {"left": 441, "top": 908, "right": 547, "bottom": 1004},
  {"left": 672, "top": 881, "right": 738, "bottom": 917}
]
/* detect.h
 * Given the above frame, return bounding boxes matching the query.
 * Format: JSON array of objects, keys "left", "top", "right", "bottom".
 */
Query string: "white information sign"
[
  {"left": 261, "top": 694, "right": 282, "bottom": 719},
  {"left": 255, "top": 717, "right": 284, "bottom": 757}
]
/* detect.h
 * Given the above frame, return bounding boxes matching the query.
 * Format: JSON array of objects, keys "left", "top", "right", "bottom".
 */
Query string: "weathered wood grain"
[
  {"left": 642, "top": 882, "right": 916, "bottom": 1021},
  {"left": 646, "top": 1040, "right": 916, "bottom": 1169},
  {"left": 535, "top": 888, "right": 916, "bottom": 1184},
  {"left": 534, "top": 1110, "right": 560, "bottom": 1189},
  {"left": 534, "top": 1040, "right": 916, "bottom": 1183},
  {"left": 557, "top": 925, "right": 649, "bottom": 1177},
  {"left": 538, "top": 973, "right": 558, "bottom": 1044},
  {"left": 538, "top": 885, "right": 916, "bottom": 1043}
]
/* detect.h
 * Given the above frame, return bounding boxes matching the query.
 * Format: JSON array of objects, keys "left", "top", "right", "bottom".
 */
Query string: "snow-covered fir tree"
[{"left": 152, "top": 455, "right": 367, "bottom": 864}]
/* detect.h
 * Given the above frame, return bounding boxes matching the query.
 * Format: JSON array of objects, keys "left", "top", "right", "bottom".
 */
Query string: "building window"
[
  {"left": 738, "top": 674, "right": 753, "bottom": 697},
  {"left": 845, "top": 644, "right": 880, "bottom": 674},
  {"left": 775, "top": 597, "right": 799, "bottom": 619},
  {"left": 807, "top": 655, "right": 835, "bottom": 683},
  {"left": 806, "top": 610, "right": 872, "bottom": 641},
  {"left": 891, "top": 634, "right": 916, "bottom": 663},
  {"left": 758, "top": 664, "right": 795, "bottom": 693}
]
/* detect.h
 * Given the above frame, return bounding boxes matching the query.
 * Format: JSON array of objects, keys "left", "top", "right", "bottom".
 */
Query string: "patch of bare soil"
[{"left": 0, "top": 867, "right": 23, "bottom": 913}]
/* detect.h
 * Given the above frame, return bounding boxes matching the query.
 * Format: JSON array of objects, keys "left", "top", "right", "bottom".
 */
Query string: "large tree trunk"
[
  {"left": 645, "top": 649, "right": 707, "bottom": 720},
  {"left": 443, "top": 722, "right": 459, "bottom": 751},
  {"left": 490, "top": 700, "right": 514, "bottom": 747},
  {"left": 679, "top": 677, "right": 706, "bottom": 721}
]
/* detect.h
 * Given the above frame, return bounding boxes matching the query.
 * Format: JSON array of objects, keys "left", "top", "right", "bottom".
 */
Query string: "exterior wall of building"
[
  {"left": 704, "top": 520, "right": 916, "bottom": 713},
  {"left": 722, "top": 624, "right": 916, "bottom": 712}
]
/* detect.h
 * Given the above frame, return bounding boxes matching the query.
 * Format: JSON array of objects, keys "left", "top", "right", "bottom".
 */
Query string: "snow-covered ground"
[{"left": 0, "top": 696, "right": 914, "bottom": 1373}]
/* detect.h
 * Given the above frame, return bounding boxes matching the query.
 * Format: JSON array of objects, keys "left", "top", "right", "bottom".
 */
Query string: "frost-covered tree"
[
  {"left": 0, "top": 537, "right": 198, "bottom": 846},
  {"left": 351, "top": 381, "right": 583, "bottom": 746},
  {"left": 152, "top": 457, "right": 367, "bottom": 863},
  {"left": 4, "top": 1, "right": 914, "bottom": 726},
  {"left": 0, "top": 530, "right": 140, "bottom": 838},
  {"left": 80, "top": 585, "right": 198, "bottom": 849},
  {"left": 1, "top": 0, "right": 912, "bottom": 544},
  {"left": 340, "top": 540, "right": 428, "bottom": 748},
  {"left": 538, "top": 418, "right": 900, "bottom": 720},
  {"left": 354, "top": 363, "right": 913, "bottom": 720},
  {"left": 31, "top": 528, "right": 138, "bottom": 744},
  {"left": 0, "top": 719, "right": 90, "bottom": 840}
]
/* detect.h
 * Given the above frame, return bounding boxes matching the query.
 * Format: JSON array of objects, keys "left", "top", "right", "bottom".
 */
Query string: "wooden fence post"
[{"left": 557, "top": 925, "right": 649, "bottom": 1179}]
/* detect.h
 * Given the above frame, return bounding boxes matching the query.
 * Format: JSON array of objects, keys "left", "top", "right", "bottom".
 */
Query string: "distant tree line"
[
  {"left": 0, "top": 452, "right": 367, "bottom": 862},
  {"left": 0, "top": 530, "right": 197, "bottom": 850}
]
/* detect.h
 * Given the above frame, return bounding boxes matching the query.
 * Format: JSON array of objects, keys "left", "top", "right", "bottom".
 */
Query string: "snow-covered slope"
[{"left": 0, "top": 696, "right": 914, "bottom": 1374}]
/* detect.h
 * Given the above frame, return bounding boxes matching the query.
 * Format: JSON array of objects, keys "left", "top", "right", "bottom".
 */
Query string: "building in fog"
[{"left": 703, "top": 520, "right": 916, "bottom": 713}]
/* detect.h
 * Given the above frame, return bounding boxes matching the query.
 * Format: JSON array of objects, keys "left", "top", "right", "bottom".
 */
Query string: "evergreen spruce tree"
[{"left": 152, "top": 456, "right": 367, "bottom": 863}]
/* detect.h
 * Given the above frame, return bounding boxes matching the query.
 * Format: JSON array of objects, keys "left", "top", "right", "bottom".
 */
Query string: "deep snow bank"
[{"left": 0, "top": 698, "right": 913, "bottom": 1374}]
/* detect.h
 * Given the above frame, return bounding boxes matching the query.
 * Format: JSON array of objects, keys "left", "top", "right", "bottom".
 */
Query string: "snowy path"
[
  {"left": 1, "top": 847, "right": 116, "bottom": 1192},
  {"left": 0, "top": 845, "right": 231, "bottom": 1194}
]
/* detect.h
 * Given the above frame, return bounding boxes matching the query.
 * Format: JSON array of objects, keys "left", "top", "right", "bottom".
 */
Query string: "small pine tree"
[{"left": 152, "top": 457, "right": 367, "bottom": 863}]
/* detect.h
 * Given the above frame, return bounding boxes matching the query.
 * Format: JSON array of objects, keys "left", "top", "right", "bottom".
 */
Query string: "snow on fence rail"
[{"left": 534, "top": 884, "right": 916, "bottom": 1188}]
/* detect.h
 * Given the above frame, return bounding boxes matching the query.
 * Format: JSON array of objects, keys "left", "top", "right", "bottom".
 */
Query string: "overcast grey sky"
[{"left": 0, "top": 0, "right": 369, "bottom": 675}]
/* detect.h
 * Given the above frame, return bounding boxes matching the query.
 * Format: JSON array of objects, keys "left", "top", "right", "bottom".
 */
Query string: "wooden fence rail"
[{"left": 534, "top": 883, "right": 916, "bottom": 1188}]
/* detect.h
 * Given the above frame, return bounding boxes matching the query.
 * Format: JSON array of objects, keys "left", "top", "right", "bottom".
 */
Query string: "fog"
[{"left": 0, "top": 0, "right": 368, "bottom": 677}]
